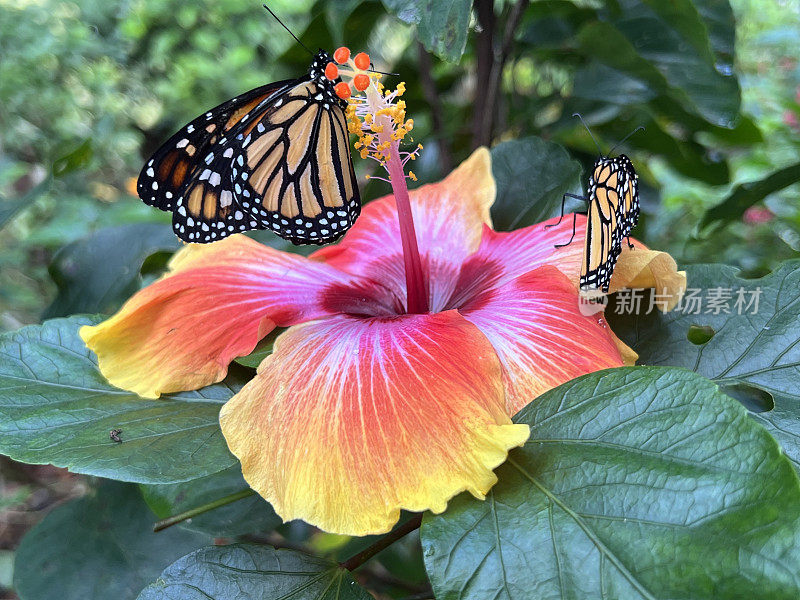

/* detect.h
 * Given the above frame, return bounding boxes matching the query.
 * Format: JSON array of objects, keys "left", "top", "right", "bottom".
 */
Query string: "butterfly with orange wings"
[
  {"left": 137, "top": 46, "right": 359, "bottom": 246},
  {"left": 549, "top": 115, "right": 643, "bottom": 292}
]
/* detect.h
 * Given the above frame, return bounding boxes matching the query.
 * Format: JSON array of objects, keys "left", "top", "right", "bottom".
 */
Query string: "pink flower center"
[{"left": 321, "top": 255, "right": 503, "bottom": 318}]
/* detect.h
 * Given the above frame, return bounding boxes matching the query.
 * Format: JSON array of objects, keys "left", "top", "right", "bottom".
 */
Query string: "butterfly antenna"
[
  {"left": 262, "top": 4, "right": 313, "bottom": 56},
  {"left": 367, "top": 62, "right": 399, "bottom": 77},
  {"left": 608, "top": 126, "right": 646, "bottom": 157},
  {"left": 572, "top": 113, "right": 604, "bottom": 157}
]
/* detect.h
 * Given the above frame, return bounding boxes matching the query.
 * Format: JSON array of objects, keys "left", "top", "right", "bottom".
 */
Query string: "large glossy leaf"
[
  {"left": 381, "top": 0, "right": 471, "bottom": 62},
  {"left": 0, "top": 315, "right": 244, "bottom": 483},
  {"left": 490, "top": 137, "right": 584, "bottom": 231},
  {"left": 141, "top": 465, "right": 280, "bottom": 537},
  {"left": 575, "top": 0, "right": 740, "bottom": 126},
  {"left": 607, "top": 261, "right": 800, "bottom": 469},
  {"left": 43, "top": 223, "right": 180, "bottom": 319},
  {"left": 693, "top": 0, "right": 736, "bottom": 65},
  {"left": 700, "top": 162, "right": 800, "bottom": 230},
  {"left": 138, "top": 544, "right": 373, "bottom": 600},
  {"left": 14, "top": 482, "right": 208, "bottom": 600},
  {"left": 422, "top": 367, "right": 800, "bottom": 600}
]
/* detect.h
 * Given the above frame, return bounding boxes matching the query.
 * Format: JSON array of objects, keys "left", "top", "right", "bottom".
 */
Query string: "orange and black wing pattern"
[
  {"left": 136, "top": 49, "right": 360, "bottom": 245},
  {"left": 580, "top": 155, "right": 639, "bottom": 292},
  {"left": 229, "top": 77, "right": 359, "bottom": 245},
  {"left": 137, "top": 80, "right": 295, "bottom": 242}
]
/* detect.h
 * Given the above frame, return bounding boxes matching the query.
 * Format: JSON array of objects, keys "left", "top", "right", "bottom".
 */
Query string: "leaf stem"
[
  {"left": 340, "top": 514, "right": 423, "bottom": 571},
  {"left": 152, "top": 488, "right": 255, "bottom": 532}
]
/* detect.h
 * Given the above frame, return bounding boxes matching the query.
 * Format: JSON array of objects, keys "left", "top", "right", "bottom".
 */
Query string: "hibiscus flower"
[{"left": 81, "top": 64, "right": 684, "bottom": 536}]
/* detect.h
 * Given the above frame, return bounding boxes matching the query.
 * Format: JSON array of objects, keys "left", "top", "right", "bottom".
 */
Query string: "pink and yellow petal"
[
  {"left": 459, "top": 266, "right": 626, "bottom": 416},
  {"left": 467, "top": 216, "right": 587, "bottom": 291},
  {"left": 80, "top": 235, "right": 358, "bottom": 398},
  {"left": 475, "top": 214, "right": 685, "bottom": 310},
  {"left": 312, "top": 148, "right": 495, "bottom": 309},
  {"left": 609, "top": 248, "right": 687, "bottom": 311},
  {"left": 219, "top": 311, "right": 529, "bottom": 536}
]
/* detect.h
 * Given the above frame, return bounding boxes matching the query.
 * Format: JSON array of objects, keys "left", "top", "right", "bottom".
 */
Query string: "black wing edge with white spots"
[
  {"left": 615, "top": 154, "right": 640, "bottom": 238},
  {"left": 136, "top": 79, "right": 295, "bottom": 242}
]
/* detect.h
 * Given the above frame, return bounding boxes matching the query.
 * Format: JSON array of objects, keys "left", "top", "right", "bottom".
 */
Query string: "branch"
[
  {"left": 152, "top": 488, "right": 255, "bottom": 532},
  {"left": 479, "top": 0, "right": 529, "bottom": 146},
  {"left": 417, "top": 43, "right": 453, "bottom": 173},
  {"left": 471, "top": 0, "right": 496, "bottom": 148},
  {"left": 340, "top": 514, "right": 423, "bottom": 571}
]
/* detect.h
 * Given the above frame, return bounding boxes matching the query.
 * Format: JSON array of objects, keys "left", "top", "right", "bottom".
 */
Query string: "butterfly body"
[
  {"left": 137, "top": 50, "right": 360, "bottom": 245},
  {"left": 580, "top": 154, "right": 639, "bottom": 292}
]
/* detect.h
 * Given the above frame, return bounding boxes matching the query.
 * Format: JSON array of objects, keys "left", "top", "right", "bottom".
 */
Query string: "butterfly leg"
[
  {"left": 553, "top": 211, "right": 583, "bottom": 248},
  {"left": 627, "top": 236, "right": 635, "bottom": 250},
  {"left": 545, "top": 193, "right": 588, "bottom": 228}
]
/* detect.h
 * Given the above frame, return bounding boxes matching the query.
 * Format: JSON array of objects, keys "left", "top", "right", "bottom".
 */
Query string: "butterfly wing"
[
  {"left": 581, "top": 172, "right": 622, "bottom": 293},
  {"left": 615, "top": 155, "right": 640, "bottom": 238},
  {"left": 137, "top": 79, "right": 296, "bottom": 242},
  {"left": 228, "top": 79, "right": 360, "bottom": 245}
]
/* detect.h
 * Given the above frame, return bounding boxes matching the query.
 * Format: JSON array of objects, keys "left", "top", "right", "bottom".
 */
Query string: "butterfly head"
[
  {"left": 306, "top": 49, "right": 348, "bottom": 109},
  {"left": 311, "top": 49, "right": 335, "bottom": 75}
]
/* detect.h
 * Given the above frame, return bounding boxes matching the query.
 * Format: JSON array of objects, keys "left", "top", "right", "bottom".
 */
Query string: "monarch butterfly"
[
  {"left": 137, "top": 45, "right": 360, "bottom": 246},
  {"left": 549, "top": 115, "right": 643, "bottom": 293}
]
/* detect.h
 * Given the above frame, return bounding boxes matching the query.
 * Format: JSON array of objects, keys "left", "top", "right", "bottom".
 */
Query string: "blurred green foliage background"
[{"left": 1, "top": 0, "right": 799, "bottom": 330}]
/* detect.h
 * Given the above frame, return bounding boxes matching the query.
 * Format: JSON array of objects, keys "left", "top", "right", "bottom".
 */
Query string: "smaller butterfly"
[{"left": 548, "top": 115, "right": 644, "bottom": 293}]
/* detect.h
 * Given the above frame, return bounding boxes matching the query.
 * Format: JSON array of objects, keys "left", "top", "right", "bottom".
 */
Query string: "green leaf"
[
  {"left": 0, "top": 178, "right": 52, "bottom": 231},
  {"left": 577, "top": 0, "right": 740, "bottom": 126},
  {"left": 52, "top": 139, "right": 93, "bottom": 178},
  {"left": 141, "top": 465, "right": 280, "bottom": 537},
  {"left": 14, "top": 482, "right": 208, "bottom": 600},
  {"left": 422, "top": 367, "right": 800, "bottom": 599},
  {"left": 607, "top": 261, "right": 800, "bottom": 470},
  {"left": 490, "top": 137, "right": 583, "bottom": 231},
  {"left": 43, "top": 223, "right": 180, "bottom": 319},
  {"left": 572, "top": 63, "right": 658, "bottom": 106},
  {"left": 233, "top": 328, "right": 282, "bottom": 369},
  {"left": 0, "top": 315, "right": 244, "bottom": 483},
  {"left": 700, "top": 162, "right": 800, "bottom": 229},
  {"left": 138, "top": 544, "right": 373, "bottom": 599},
  {"left": 381, "top": 0, "right": 471, "bottom": 62},
  {"left": 694, "top": 0, "right": 736, "bottom": 64}
]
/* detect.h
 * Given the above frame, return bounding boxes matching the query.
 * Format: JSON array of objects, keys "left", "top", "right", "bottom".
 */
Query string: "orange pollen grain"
[
  {"left": 354, "top": 52, "right": 370, "bottom": 70},
  {"left": 353, "top": 73, "right": 370, "bottom": 91},
  {"left": 325, "top": 62, "right": 339, "bottom": 80},
  {"left": 334, "top": 82, "right": 352, "bottom": 99},
  {"left": 334, "top": 47, "right": 351, "bottom": 64}
]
